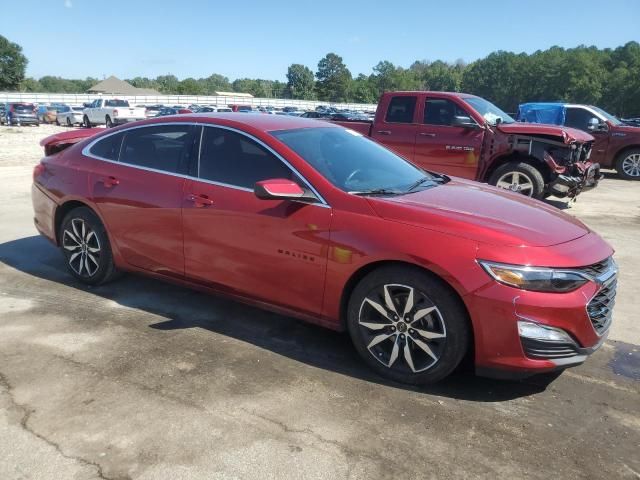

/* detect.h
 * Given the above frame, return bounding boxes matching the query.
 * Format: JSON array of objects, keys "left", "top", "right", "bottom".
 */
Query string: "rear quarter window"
[{"left": 88, "top": 133, "right": 124, "bottom": 161}]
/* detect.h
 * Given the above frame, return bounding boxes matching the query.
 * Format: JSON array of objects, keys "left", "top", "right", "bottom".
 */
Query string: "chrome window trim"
[{"left": 81, "top": 121, "right": 330, "bottom": 208}]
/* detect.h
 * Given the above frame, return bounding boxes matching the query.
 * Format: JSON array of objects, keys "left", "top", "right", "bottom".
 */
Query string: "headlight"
[{"left": 479, "top": 261, "right": 589, "bottom": 293}]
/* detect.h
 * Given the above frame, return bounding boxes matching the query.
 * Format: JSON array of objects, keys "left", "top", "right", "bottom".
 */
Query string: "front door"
[
  {"left": 564, "top": 107, "right": 610, "bottom": 166},
  {"left": 182, "top": 126, "right": 332, "bottom": 317},
  {"left": 414, "top": 97, "right": 484, "bottom": 179}
]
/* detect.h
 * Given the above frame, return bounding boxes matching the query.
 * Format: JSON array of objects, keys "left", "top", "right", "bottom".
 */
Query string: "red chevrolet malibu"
[{"left": 31, "top": 114, "right": 617, "bottom": 384}]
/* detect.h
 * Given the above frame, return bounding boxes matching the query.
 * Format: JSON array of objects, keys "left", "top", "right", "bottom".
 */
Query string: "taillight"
[
  {"left": 33, "top": 163, "right": 45, "bottom": 180},
  {"left": 113, "top": 110, "right": 118, "bottom": 117}
]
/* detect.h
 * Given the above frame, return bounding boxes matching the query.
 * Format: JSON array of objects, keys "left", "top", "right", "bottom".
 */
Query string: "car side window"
[
  {"left": 565, "top": 108, "right": 595, "bottom": 131},
  {"left": 385, "top": 96, "right": 417, "bottom": 123},
  {"left": 119, "top": 125, "right": 196, "bottom": 174},
  {"left": 198, "top": 127, "right": 294, "bottom": 189},
  {"left": 423, "top": 98, "right": 469, "bottom": 126},
  {"left": 89, "top": 132, "right": 124, "bottom": 161}
]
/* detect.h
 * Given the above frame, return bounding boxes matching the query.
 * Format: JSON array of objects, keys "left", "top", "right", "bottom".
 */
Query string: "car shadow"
[{"left": 0, "top": 235, "right": 559, "bottom": 402}]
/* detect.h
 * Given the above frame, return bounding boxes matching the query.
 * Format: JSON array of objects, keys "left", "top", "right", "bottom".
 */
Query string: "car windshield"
[
  {"left": 590, "top": 106, "right": 623, "bottom": 126},
  {"left": 464, "top": 97, "right": 515, "bottom": 125},
  {"left": 271, "top": 127, "right": 436, "bottom": 194},
  {"left": 105, "top": 100, "right": 129, "bottom": 107}
]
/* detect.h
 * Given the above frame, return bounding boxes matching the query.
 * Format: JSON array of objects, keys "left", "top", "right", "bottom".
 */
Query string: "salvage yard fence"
[{"left": 0, "top": 92, "right": 377, "bottom": 112}]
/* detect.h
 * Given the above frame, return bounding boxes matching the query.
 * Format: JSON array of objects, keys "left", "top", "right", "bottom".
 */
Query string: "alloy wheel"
[
  {"left": 622, "top": 153, "right": 640, "bottom": 177},
  {"left": 62, "top": 218, "right": 101, "bottom": 277},
  {"left": 496, "top": 171, "right": 534, "bottom": 196},
  {"left": 358, "top": 284, "right": 447, "bottom": 373}
]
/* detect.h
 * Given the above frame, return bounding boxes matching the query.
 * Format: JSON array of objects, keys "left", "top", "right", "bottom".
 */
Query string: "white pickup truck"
[{"left": 83, "top": 99, "right": 146, "bottom": 128}]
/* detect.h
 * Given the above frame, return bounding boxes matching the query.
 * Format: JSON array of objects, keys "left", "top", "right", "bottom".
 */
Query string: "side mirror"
[
  {"left": 254, "top": 179, "right": 316, "bottom": 202},
  {"left": 451, "top": 115, "right": 479, "bottom": 129},
  {"left": 587, "top": 117, "right": 607, "bottom": 131}
]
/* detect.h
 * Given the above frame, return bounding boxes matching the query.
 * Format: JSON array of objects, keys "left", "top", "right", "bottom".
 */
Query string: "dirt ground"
[{"left": 0, "top": 124, "right": 639, "bottom": 480}]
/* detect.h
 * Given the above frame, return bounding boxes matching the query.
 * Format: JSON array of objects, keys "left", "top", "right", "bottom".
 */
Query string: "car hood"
[
  {"left": 497, "top": 122, "right": 594, "bottom": 143},
  {"left": 367, "top": 178, "right": 590, "bottom": 247}
]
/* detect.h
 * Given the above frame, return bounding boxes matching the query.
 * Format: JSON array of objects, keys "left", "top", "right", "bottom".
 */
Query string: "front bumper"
[
  {"left": 547, "top": 162, "right": 601, "bottom": 199},
  {"left": 468, "top": 257, "right": 617, "bottom": 379}
]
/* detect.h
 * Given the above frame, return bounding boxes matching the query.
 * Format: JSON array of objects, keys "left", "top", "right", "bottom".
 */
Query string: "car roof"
[
  {"left": 388, "top": 91, "right": 477, "bottom": 99},
  {"left": 183, "top": 112, "right": 341, "bottom": 131}
]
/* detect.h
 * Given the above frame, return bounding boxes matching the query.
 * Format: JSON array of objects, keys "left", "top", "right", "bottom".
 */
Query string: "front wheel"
[
  {"left": 105, "top": 116, "right": 113, "bottom": 128},
  {"left": 83, "top": 115, "right": 91, "bottom": 128},
  {"left": 66, "top": 117, "right": 72, "bottom": 127},
  {"left": 488, "top": 161, "right": 545, "bottom": 198},
  {"left": 347, "top": 266, "right": 470, "bottom": 385},
  {"left": 615, "top": 149, "right": 640, "bottom": 180},
  {"left": 60, "top": 207, "right": 118, "bottom": 285}
]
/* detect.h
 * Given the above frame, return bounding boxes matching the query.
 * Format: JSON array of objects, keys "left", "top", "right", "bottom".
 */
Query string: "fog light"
[{"left": 517, "top": 320, "right": 574, "bottom": 343}]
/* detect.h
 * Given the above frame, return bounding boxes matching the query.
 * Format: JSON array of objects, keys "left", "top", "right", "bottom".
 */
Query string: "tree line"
[{"left": 1, "top": 34, "right": 639, "bottom": 115}]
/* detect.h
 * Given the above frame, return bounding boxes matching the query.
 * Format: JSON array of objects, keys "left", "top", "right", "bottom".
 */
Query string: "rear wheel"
[
  {"left": 83, "top": 115, "right": 91, "bottom": 128},
  {"left": 347, "top": 266, "right": 469, "bottom": 385},
  {"left": 66, "top": 117, "right": 72, "bottom": 127},
  {"left": 488, "top": 161, "right": 545, "bottom": 198},
  {"left": 615, "top": 149, "right": 640, "bottom": 180},
  {"left": 59, "top": 207, "right": 118, "bottom": 285},
  {"left": 105, "top": 116, "right": 113, "bottom": 128}
]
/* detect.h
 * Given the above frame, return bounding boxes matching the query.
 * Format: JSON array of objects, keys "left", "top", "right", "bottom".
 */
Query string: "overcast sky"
[{"left": 4, "top": 0, "right": 640, "bottom": 81}]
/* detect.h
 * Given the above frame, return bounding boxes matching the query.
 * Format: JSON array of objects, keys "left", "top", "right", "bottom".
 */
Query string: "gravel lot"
[{"left": 0, "top": 124, "right": 638, "bottom": 480}]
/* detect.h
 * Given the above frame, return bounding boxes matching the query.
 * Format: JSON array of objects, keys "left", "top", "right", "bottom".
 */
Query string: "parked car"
[
  {"left": 156, "top": 107, "right": 192, "bottom": 116},
  {"left": 37, "top": 105, "right": 58, "bottom": 124},
  {"left": 56, "top": 105, "right": 84, "bottom": 126},
  {"left": 518, "top": 103, "right": 640, "bottom": 180},
  {"left": 83, "top": 99, "right": 146, "bottom": 128},
  {"left": 1, "top": 102, "right": 39, "bottom": 126},
  {"left": 197, "top": 106, "right": 233, "bottom": 113},
  {"left": 32, "top": 114, "right": 617, "bottom": 385},
  {"left": 300, "top": 111, "right": 332, "bottom": 119},
  {"left": 621, "top": 117, "right": 640, "bottom": 128},
  {"left": 140, "top": 105, "right": 163, "bottom": 118},
  {"left": 332, "top": 92, "right": 599, "bottom": 200},
  {"left": 229, "top": 104, "right": 252, "bottom": 112}
]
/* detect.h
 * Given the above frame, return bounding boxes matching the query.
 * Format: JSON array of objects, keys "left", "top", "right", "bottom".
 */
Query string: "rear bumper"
[
  {"left": 9, "top": 116, "right": 39, "bottom": 125},
  {"left": 113, "top": 117, "right": 145, "bottom": 125},
  {"left": 32, "top": 183, "right": 58, "bottom": 244}
]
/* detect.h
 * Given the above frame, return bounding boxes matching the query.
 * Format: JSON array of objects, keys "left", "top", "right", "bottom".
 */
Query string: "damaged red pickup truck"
[{"left": 334, "top": 92, "right": 600, "bottom": 199}]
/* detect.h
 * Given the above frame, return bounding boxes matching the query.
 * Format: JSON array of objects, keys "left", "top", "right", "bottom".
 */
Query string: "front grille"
[
  {"left": 522, "top": 338, "right": 579, "bottom": 360},
  {"left": 581, "top": 257, "right": 613, "bottom": 277},
  {"left": 587, "top": 277, "right": 617, "bottom": 335}
]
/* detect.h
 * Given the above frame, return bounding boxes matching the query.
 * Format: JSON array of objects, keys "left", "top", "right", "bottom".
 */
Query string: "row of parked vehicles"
[{"left": 3, "top": 93, "right": 639, "bottom": 184}]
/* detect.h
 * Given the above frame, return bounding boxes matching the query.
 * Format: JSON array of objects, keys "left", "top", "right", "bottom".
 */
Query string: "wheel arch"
[
  {"left": 613, "top": 144, "right": 640, "bottom": 164},
  {"left": 483, "top": 153, "right": 552, "bottom": 184}
]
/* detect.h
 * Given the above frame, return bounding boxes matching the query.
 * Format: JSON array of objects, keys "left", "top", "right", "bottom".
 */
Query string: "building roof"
[{"left": 87, "top": 76, "right": 160, "bottom": 96}]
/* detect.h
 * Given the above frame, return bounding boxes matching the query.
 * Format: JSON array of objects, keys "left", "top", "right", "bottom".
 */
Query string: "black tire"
[
  {"left": 55, "top": 119, "right": 60, "bottom": 126},
  {"left": 488, "top": 161, "right": 545, "bottom": 199},
  {"left": 347, "top": 265, "right": 470, "bottom": 385},
  {"left": 615, "top": 148, "right": 640, "bottom": 180},
  {"left": 59, "top": 207, "right": 118, "bottom": 286},
  {"left": 66, "top": 117, "right": 72, "bottom": 127},
  {"left": 105, "top": 116, "right": 113, "bottom": 128},
  {"left": 83, "top": 115, "right": 91, "bottom": 128}
]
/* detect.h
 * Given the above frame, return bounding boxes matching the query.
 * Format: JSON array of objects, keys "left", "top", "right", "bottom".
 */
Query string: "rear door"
[
  {"left": 182, "top": 125, "right": 331, "bottom": 317},
  {"left": 86, "top": 124, "right": 199, "bottom": 276},
  {"left": 414, "top": 97, "right": 484, "bottom": 179},
  {"left": 370, "top": 95, "right": 418, "bottom": 161}
]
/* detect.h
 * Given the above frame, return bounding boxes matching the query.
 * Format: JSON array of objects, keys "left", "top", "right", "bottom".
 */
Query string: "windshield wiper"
[
  {"left": 405, "top": 176, "right": 434, "bottom": 192},
  {"left": 348, "top": 188, "right": 402, "bottom": 196}
]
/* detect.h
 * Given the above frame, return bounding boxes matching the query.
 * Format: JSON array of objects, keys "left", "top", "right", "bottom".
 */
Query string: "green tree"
[
  {"left": 0, "top": 35, "right": 27, "bottom": 91},
  {"left": 20, "top": 77, "right": 41, "bottom": 92},
  {"left": 155, "top": 74, "right": 180, "bottom": 94},
  {"left": 286, "top": 64, "right": 315, "bottom": 99},
  {"left": 316, "top": 53, "right": 352, "bottom": 102},
  {"left": 177, "top": 77, "right": 204, "bottom": 95}
]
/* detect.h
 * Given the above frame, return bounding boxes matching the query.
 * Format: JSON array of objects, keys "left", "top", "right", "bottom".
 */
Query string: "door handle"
[
  {"left": 99, "top": 176, "right": 119, "bottom": 188},
  {"left": 419, "top": 132, "right": 437, "bottom": 137},
  {"left": 187, "top": 194, "right": 214, "bottom": 207},
  {"left": 376, "top": 130, "right": 391, "bottom": 135}
]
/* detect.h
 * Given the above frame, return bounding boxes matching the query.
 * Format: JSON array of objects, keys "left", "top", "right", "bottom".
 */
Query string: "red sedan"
[{"left": 31, "top": 114, "right": 618, "bottom": 384}]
